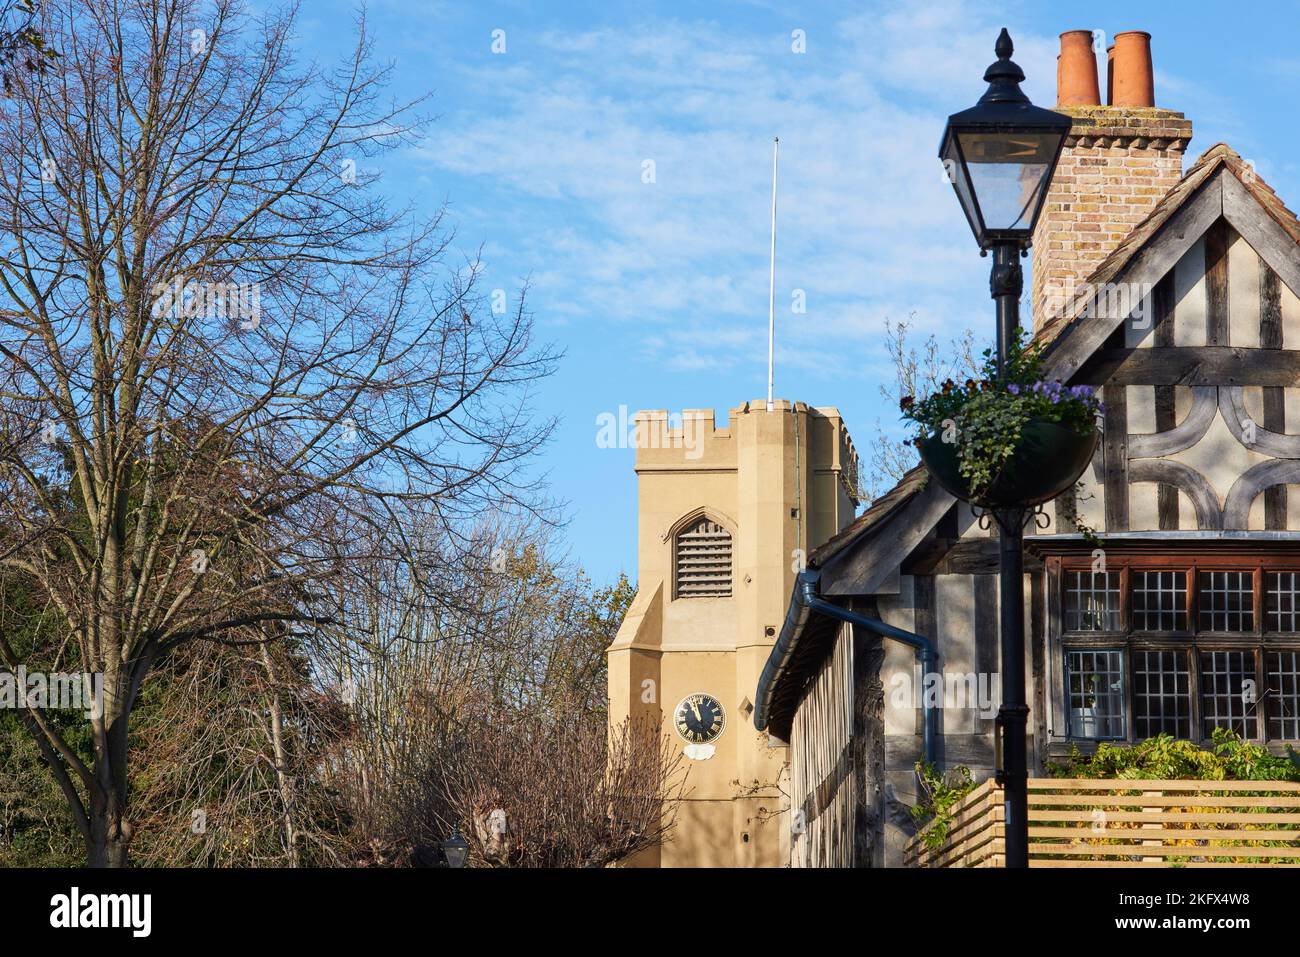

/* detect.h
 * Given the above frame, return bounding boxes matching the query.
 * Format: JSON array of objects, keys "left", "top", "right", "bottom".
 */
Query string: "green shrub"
[
  {"left": 1047, "top": 729, "right": 1300, "bottom": 781},
  {"left": 911, "top": 762, "right": 976, "bottom": 850}
]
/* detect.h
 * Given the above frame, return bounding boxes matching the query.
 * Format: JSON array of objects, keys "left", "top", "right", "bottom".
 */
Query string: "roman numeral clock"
[{"left": 674, "top": 693, "right": 725, "bottom": 759}]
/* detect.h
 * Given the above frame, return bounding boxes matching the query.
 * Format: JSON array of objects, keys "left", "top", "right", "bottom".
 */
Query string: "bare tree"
[
  {"left": 127, "top": 632, "right": 350, "bottom": 867},
  {"left": 0, "top": 0, "right": 555, "bottom": 866},
  {"left": 863, "top": 316, "right": 982, "bottom": 502},
  {"left": 320, "top": 515, "right": 637, "bottom": 866},
  {"left": 0, "top": 1, "right": 58, "bottom": 94},
  {"left": 441, "top": 712, "right": 687, "bottom": 868}
]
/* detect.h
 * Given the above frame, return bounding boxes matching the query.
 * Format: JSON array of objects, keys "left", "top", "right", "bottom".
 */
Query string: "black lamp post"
[
  {"left": 939, "top": 28, "right": 1070, "bottom": 869},
  {"left": 440, "top": 826, "right": 469, "bottom": 869}
]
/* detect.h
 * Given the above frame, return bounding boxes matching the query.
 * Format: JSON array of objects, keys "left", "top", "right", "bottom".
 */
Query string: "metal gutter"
[
  {"left": 754, "top": 569, "right": 938, "bottom": 766},
  {"left": 1032, "top": 530, "right": 1300, "bottom": 541}
]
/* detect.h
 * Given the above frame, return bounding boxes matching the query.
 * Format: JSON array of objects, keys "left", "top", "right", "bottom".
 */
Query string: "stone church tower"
[{"left": 607, "top": 400, "right": 860, "bottom": 866}]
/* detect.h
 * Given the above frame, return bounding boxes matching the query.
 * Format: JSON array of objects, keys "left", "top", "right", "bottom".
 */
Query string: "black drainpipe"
[{"left": 758, "top": 570, "right": 938, "bottom": 766}]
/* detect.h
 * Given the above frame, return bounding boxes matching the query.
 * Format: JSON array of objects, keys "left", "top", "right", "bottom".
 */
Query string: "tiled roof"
[{"left": 810, "top": 464, "right": 928, "bottom": 566}]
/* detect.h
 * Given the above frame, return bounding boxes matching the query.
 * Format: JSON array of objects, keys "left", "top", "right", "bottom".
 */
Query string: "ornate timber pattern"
[
  {"left": 1090, "top": 217, "right": 1300, "bottom": 532},
  {"left": 1118, "top": 384, "right": 1300, "bottom": 530}
]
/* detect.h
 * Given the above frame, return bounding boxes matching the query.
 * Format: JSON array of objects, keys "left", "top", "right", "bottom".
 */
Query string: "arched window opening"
[{"left": 675, "top": 517, "right": 732, "bottom": 598}]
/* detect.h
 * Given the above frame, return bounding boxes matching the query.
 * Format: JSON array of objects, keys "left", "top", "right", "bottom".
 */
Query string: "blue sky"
[{"left": 296, "top": 0, "right": 1300, "bottom": 585}]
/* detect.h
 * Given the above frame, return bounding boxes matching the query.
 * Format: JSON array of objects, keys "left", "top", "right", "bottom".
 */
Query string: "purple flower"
[{"left": 1007, "top": 383, "right": 1020, "bottom": 395}]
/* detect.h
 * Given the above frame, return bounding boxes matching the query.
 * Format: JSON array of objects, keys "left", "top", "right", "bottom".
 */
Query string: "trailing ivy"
[{"left": 911, "top": 761, "right": 977, "bottom": 851}]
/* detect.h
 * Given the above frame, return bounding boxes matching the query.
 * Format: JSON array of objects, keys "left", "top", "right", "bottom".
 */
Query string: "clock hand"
[{"left": 691, "top": 701, "right": 702, "bottom": 722}]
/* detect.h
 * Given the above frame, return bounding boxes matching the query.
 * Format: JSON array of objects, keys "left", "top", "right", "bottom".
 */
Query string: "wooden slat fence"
[
  {"left": 904, "top": 778, "right": 1300, "bottom": 867},
  {"left": 790, "top": 624, "right": 855, "bottom": 868}
]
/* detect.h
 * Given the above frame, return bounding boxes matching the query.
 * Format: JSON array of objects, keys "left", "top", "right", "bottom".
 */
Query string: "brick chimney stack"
[{"left": 1031, "top": 30, "right": 1193, "bottom": 330}]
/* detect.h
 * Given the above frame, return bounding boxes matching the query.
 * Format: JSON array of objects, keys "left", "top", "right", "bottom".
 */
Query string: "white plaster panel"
[
  {"left": 1286, "top": 387, "right": 1300, "bottom": 433},
  {"left": 1076, "top": 454, "right": 1105, "bottom": 531},
  {"left": 1126, "top": 286, "right": 1158, "bottom": 349},
  {"left": 878, "top": 580, "right": 918, "bottom": 737},
  {"left": 1248, "top": 491, "right": 1266, "bottom": 531},
  {"left": 1127, "top": 385, "right": 1156, "bottom": 433},
  {"left": 935, "top": 574, "right": 976, "bottom": 678},
  {"left": 1128, "top": 481, "right": 1159, "bottom": 532},
  {"left": 1283, "top": 278, "right": 1300, "bottom": 347},
  {"left": 1173, "top": 237, "right": 1207, "bottom": 347},
  {"left": 1228, "top": 231, "right": 1261, "bottom": 348},
  {"left": 1288, "top": 484, "right": 1300, "bottom": 531}
]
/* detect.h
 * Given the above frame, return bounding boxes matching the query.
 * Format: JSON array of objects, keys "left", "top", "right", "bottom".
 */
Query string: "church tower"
[{"left": 607, "top": 399, "right": 860, "bottom": 866}]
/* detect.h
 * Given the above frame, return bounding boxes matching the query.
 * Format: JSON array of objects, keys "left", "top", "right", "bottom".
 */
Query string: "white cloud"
[{"left": 416, "top": 0, "right": 1042, "bottom": 365}]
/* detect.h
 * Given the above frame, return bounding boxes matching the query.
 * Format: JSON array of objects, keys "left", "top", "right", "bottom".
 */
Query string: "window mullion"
[
  {"left": 1120, "top": 564, "right": 1130, "bottom": 632},
  {"left": 1123, "top": 643, "right": 1134, "bottom": 742},
  {"left": 1255, "top": 644, "right": 1266, "bottom": 742},
  {"left": 1254, "top": 565, "right": 1264, "bottom": 637},
  {"left": 1189, "top": 639, "right": 1203, "bottom": 743}
]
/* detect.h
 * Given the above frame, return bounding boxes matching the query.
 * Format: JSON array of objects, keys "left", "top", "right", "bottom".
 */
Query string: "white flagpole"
[{"left": 767, "top": 136, "right": 779, "bottom": 413}]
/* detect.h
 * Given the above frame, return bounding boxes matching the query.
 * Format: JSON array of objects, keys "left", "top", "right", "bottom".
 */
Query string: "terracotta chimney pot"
[
  {"left": 1032, "top": 29, "right": 1192, "bottom": 332},
  {"left": 1112, "top": 31, "right": 1154, "bottom": 107},
  {"left": 1106, "top": 45, "right": 1115, "bottom": 104},
  {"left": 1057, "top": 30, "right": 1100, "bottom": 106}
]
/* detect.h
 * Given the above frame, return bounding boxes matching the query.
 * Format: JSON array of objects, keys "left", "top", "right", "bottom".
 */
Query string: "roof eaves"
[{"left": 810, "top": 465, "right": 929, "bottom": 567}]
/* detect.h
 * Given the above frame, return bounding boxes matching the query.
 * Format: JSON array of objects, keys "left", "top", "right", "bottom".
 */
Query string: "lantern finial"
[
  {"left": 980, "top": 29, "right": 1028, "bottom": 103},
  {"left": 938, "top": 28, "right": 1073, "bottom": 248},
  {"left": 994, "top": 27, "right": 1012, "bottom": 60}
]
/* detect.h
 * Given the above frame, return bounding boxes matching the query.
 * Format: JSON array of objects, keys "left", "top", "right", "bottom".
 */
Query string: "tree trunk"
[
  {"left": 260, "top": 645, "right": 300, "bottom": 866},
  {"left": 85, "top": 658, "right": 135, "bottom": 868},
  {"left": 86, "top": 798, "right": 131, "bottom": 868}
]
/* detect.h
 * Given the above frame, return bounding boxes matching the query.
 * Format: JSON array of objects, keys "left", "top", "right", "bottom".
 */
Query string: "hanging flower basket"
[
  {"left": 918, "top": 417, "right": 1098, "bottom": 508},
  {"left": 900, "top": 330, "right": 1103, "bottom": 511}
]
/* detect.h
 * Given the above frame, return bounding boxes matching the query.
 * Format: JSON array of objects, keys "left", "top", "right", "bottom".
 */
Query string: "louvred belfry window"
[{"left": 674, "top": 518, "right": 732, "bottom": 598}]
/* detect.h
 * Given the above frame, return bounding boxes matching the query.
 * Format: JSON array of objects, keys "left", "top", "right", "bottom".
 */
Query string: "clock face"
[{"left": 674, "top": 693, "right": 726, "bottom": 744}]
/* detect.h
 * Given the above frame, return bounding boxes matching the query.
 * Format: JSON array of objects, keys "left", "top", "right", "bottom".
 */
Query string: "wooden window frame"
[{"left": 1044, "top": 550, "right": 1300, "bottom": 749}]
